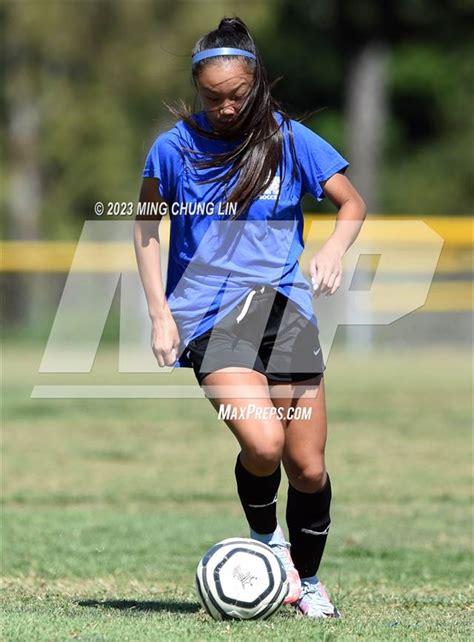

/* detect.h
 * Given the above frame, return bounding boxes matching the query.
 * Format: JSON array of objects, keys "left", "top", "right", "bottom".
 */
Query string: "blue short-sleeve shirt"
[{"left": 142, "top": 111, "right": 348, "bottom": 367}]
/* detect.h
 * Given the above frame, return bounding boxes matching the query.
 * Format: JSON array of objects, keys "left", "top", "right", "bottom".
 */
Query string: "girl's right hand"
[{"left": 151, "top": 313, "right": 181, "bottom": 367}]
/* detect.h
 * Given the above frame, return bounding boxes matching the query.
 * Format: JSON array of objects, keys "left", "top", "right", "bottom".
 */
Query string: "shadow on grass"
[{"left": 78, "top": 599, "right": 200, "bottom": 614}]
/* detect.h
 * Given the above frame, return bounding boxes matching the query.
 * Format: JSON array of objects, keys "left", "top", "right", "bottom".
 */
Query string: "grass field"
[{"left": 1, "top": 344, "right": 472, "bottom": 641}]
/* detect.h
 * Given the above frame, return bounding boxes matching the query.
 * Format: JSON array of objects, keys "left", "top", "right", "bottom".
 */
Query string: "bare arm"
[
  {"left": 134, "top": 178, "right": 180, "bottom": 366},
  {"left": 309, "top": 172, "right": 367, "bottom": 296}
]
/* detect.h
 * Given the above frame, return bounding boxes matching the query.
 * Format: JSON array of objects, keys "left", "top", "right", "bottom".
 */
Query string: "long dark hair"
[{"left": 169, "top": 16, "right": 298, "bottom": 219}]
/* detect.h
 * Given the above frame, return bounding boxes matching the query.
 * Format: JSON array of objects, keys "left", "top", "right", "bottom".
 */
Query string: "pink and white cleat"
[
  {"left": 250, "top": 524, "right": 301, "bottom": 604},
  {"left": 295, "top": 577, "right": 341, "bottom": 618},
  {"left": 268, "top": 540, "right": 302, "bottom": 604}
]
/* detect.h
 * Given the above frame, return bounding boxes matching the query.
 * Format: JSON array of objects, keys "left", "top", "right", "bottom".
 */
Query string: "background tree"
[
  {"left": 1, "top": 0, "right": 472, "bottom": 328},
  {"left": 258, "top": 0, "right": 473, "bottom": 213}
]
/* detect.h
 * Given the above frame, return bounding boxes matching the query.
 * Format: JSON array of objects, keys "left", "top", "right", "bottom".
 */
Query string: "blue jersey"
[{"left": 142, "top": 111, "right": 348, "bottom": 367}]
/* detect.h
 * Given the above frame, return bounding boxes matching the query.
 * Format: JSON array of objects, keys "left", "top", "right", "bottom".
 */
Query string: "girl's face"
[{"left": 195, "top": 59, "right": 254, "bottom": 133}]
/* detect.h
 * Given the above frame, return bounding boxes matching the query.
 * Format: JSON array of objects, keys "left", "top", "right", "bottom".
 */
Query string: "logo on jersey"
[{"left": 259, "top": 175, "right": 281, "bottom": 200}]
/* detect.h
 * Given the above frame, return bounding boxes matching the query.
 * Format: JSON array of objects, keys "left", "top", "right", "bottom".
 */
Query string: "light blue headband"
[{"left": 192, "top": 47, "right": 256, "bottom": 66}]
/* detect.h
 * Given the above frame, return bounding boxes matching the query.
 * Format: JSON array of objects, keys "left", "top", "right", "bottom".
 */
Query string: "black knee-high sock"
[
  {"left": 286, "top": 473, "right": 332, "bottom": 578},
  {"left": 235, "top": 454, "right": 281, "bottom": 535}
]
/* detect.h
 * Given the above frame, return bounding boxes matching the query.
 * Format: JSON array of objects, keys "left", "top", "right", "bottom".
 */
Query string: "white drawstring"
[{"left": 235, "top": 285, "right": 265, "bottom": 324}]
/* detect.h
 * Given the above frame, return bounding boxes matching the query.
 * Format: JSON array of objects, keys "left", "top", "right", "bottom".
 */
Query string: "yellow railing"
[
  {"left": 1, "top": 216, "right": 472, "bottom": 312},
  {"left": 1, "top": 216, "right": 472, "bottom": 271}
]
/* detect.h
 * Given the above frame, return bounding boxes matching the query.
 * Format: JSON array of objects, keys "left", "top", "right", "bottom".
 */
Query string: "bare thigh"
[
  {"left": 201, "top": 367, "right": 286, "bottom": 476},
  {"left": 268, "top": 376, "right": 328, "bottom": 493}
]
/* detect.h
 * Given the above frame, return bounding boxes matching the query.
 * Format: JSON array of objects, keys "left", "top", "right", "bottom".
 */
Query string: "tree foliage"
[{"left": 2, "top": 0, "right": 472, "bottom": 242}]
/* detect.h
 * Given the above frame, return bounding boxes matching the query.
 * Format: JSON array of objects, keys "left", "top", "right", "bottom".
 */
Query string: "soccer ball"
[{"left": 195, "top": 537, "right": 288, "bottom": 620}]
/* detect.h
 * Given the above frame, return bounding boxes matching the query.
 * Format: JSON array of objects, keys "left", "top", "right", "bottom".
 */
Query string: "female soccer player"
[{"left": 135, "top": 17, "right": 366, "bottom": 618}]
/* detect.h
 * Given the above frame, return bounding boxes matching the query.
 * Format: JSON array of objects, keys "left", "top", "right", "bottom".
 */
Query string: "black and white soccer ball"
[{"left": 195, "top": 537, "right": 288, "bottom": 620}]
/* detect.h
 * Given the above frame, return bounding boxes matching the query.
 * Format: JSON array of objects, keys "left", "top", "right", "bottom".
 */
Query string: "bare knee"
[
  {"left": 241, "top": 440, "right": 284, "bottom": 476},
  {"left": 287, "top": 463, "right": 327, "bottom": 493}
]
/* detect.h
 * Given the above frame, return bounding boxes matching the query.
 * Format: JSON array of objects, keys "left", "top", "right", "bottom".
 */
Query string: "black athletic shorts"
[{"left": 184, "top": 285, "right": 325, "bottom": 386}]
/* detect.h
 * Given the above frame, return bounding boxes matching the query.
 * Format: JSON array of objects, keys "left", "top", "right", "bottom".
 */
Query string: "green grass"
[{"left": 1, "top": 344, "right": 472, "bottom": 641}]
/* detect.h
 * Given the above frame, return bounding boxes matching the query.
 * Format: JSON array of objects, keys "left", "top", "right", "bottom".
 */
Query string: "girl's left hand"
[{"left": 309, "top": 238, "right": 345, "bottom": 297}]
